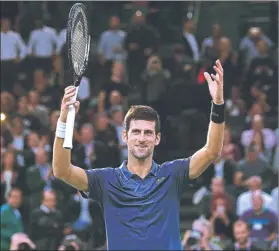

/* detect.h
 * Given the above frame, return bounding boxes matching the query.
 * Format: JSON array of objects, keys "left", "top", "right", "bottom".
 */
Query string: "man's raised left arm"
[{"left": 189, "top": 60, "right": 225, "bottom": 180}]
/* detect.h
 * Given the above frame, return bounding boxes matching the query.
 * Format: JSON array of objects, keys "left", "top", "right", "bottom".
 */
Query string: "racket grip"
[
  {"left": 63, "top": 86, "right": 79, "bottom": 150},
  {"left": 63, "top": 105, "right": 76, "bottom": 149}
]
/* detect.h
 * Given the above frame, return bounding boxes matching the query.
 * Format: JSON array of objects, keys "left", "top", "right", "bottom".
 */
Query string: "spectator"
[
  {"left": 27, "top": 19, "right": 57, "bottom": 75},
  {"left": 246, "top": 39, "right": 277, "bottom": 92},
  {"left": 0, "top": 187, "right": 23, "bottom": 251},
  {"left": 94, "top": 113, "right": 121, "bottom": 167},
  {"left": 221, "top": 124, "right": 241, "bottom": 162},
  {"left": 225, "top": 86, "right": 246, "bottom": 121},
  {"left": 111, "top": 107, "right": 128, "bottom": 162},
  {"left": 226, "top": 220, "right": 262, "bottom": 250},
  {"left": 198, "top": 177, "right": 235, "bottom": 217},
  {"left": 182, "top": 218, "right": 223, "bottom": 250},
  {"left": 234, "top": 143, "right": 269, "bottom": 190},
  {"left": 29, "top": 190, "right": 64, "bottom": 250},
  {"left": 125, "top": 10, "right": 160, "bottom": 86},
  {"left": 72, "top": 123, "right": 108, "bottom": 170},
  {"left": 241, "top": 114, "right": 276, "bottom": 163},
  {"left": 1, "top": 151, "right": 20, "bottom": 205},
  {"left": 240, "top": 190, "right": 278, "bottom": 242},
  {"left": 140, "top": 55, "right": 170, "bottom": 117},
  {"left": 239, "top": 27, "right": 273, "bottom": 71},
  {"left": 1, "top": 17, "right": 26, "bottom": 92},
  {"left": 236, "top": 176, "right": 273, "bottom": 217},
  {"left": 25, "top": 148, "right": 53, "bottom": 211},
  {"left": 16, "top": 96, "right": 42, "bottom": 134},
  {"left": 97, "top": 16, "right": 126, "bottom": 77},
  {"left": 98, "top": 62, "right": 130, "bottom": 113},
  {"left": 58, "top": 234, "right": 84, "bottom": 251},
  {"left": 201, "top": 23, "right": 222, "bottom": 61},
  {"left": 180, "top": 17, "right": 200, "bottom": 63},
  {"left": 209, "top": 194, "right": 236, "bottom": 241},
  {"left": 1, "top": 91, "right": 16, "bottom": 118},
  {"left": 28, "top": 90, "right": 50, "bottom": 128}
]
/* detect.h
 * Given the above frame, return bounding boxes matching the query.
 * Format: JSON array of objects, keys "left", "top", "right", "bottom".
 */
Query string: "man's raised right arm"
[{"left": 52, "top": 86, "right": 88, "bottom": 191}]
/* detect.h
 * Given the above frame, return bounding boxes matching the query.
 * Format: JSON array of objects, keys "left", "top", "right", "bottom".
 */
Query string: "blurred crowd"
[{"left": 0, "top": 1, "right": 278, "bottom": 251}]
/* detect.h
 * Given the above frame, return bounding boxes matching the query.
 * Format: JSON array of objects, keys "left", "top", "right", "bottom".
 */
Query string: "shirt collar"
[{"left": 120, "top": 160, "right": 158, "bottom": 180}]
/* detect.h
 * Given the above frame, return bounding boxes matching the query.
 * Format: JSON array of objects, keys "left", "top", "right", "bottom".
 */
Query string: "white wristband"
[{"left": 55, "top": 119, "right": 67, "bottom": 139}]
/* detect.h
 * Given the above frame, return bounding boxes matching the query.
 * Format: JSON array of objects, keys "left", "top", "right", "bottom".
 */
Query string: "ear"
[
  {"left": 122, "top": 130, "right": 128, "bottom": 144},
  {"left": 155, "top": 133, "right": 161, "bottom": 146}
]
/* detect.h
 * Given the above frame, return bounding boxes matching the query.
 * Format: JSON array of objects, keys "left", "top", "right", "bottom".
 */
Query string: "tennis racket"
[{"left": 63, "top": 3, "right": 91, "bottom": 149}]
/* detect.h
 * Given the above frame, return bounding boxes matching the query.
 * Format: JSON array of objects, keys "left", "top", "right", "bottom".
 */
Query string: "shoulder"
[
  {"left": 159, "top": 158, "right": 191, "bottom": 175},
  {"left": 0, "top": 204, "right": 10, "bottom": 214},
  {"left": 86, "top": 167, "right": 117, "bottom": 181}
]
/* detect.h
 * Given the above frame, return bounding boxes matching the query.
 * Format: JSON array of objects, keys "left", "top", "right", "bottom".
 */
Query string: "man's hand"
[
  {"left": 60, "top": 86, "right": 80, "bottom": 123},
  {"left": 204, "top": 60, "right": 224, "bottom": 105}
]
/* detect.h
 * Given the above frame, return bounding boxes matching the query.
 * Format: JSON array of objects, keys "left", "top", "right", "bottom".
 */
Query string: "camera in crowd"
[
  {"left": 59, "top": 234, "right": 84, "bottom": 251},
  {"left": 186, "top": 230, "right": 202, "bottom": 246}
]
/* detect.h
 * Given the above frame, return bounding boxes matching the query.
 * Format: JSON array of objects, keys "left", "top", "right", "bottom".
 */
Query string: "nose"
[{"left": 138, "top": 132, "right": 146, "bottom": 142}]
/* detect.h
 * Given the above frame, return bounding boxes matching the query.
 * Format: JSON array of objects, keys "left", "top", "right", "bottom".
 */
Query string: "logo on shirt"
[{"left": 156, "top": 177, "right": 166, "bottom": 184}]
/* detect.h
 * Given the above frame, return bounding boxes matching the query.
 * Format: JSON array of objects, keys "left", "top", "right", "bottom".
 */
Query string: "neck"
[
  {"left": 239, "top": 241, "right": 248, "bottom": 249},
  {"left": 127, "top": 155, "right": 153, "bottom": 179}
]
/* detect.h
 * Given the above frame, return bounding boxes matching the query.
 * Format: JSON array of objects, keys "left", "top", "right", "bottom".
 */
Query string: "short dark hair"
[{"left": 124, "top": 105, "right": 160, "bottom": 133}]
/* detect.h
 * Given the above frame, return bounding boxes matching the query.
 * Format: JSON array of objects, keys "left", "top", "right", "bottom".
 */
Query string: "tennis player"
[{"left": 53, "top": 60, "right": 225, "bottom": 250}]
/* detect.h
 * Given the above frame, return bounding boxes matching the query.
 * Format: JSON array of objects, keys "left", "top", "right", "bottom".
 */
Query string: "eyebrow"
[{"left": 131, "top": 129, "right": 154, "bottom": 134}]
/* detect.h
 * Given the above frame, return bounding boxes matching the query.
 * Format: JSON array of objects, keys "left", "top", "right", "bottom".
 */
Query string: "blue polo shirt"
[{"left": 82, "top": 158, "right": 191, "bottom": 250}]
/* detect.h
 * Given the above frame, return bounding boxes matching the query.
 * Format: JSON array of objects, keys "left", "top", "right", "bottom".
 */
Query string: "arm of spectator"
[
  {"left": 51, "top": 32, "right": 58, "bottom": 57},
  {"left": 267, "top": 213, "right": 278, "bottom": 241},
  {"left": 16, "top": 33, "right": 27, "bottom": 60}
]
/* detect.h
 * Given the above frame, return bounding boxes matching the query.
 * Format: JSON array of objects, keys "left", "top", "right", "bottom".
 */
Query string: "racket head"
[{"left": 66, "top": 3, "right": 90, "bottom": 86}]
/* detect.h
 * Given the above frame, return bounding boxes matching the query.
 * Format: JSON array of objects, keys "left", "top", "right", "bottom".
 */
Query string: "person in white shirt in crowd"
[
  {"left": 110, "top": 106, "right": 128, "bottom": 162},
  {"left": 241, "top": 114, "right": 276, "bottom": 163},
  {"left": 27, "top": 19, "right": 57, "bottom": 75},
  {"left": 97, "top": 16, "right": 126, "bottom": 76},
  {"left": 56, "top": 28, "right": 66, "bottom": 56},
  {"left": 270, "top": 187, "right": 278, "bottom": 216},
  {"left": 0, "top": 17, "right": 26, "bottom": 92},
  {"left": 236, "top": 176, "right": 274, "bottom": 217}
]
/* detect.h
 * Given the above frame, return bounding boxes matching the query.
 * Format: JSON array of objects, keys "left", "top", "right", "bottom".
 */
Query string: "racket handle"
[{"left": 63, "top": 86, "right": 79, "bottom": 150}]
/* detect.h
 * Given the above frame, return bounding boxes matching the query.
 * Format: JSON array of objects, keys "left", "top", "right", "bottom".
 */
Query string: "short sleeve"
[
  {"left": 166, "top": 158, "right": 192, "bottom": 197},
  {"left": 80, "top": 168, "right": 108, "bottom": 203}
]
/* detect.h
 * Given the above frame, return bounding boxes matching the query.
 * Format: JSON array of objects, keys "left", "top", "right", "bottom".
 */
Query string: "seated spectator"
[
  {"left": 1, "top": 151, "right": 20, "bottom": 205},
  {"left": 0, "top": 187, "right": 23, "bottom": 251},
  {"left": 234, "top": 143, "right": 269, "bottom": 190},
  {"left": 236, "top": 176, "right": 274, "bottom": 217},
  {"left": 241, "top": 114, "right": 276, "bottom": 163},
  {"left": 58, "top": 233, "right": 84, "bottom": 251},
  {"left": 209, "top": 194, "right": 236, "bottom": 241},
  {"left": 240, "top": 190, "right": 278, "bottom": 242},
  {"left": 225, "top": 86, "right": 246, "bottom": 120},
  {"left": 200, "top": 23, "right": 222, "bottom": 61},
  {"left": 222, "top": 124, "right": 241, "bottom": 162},
  {"left": 140, "top": 55, "right": 170, "bottom": 118},
  {"left": 28, "top": 90, "right": 50, "bottom": 128},
  {"left": 1, "top": 91, "right": 16, "bottom": 121},
  {"left": 72, "top": 123, "right": 109, "bottom": 170},
  {"left": 198, "top": 177, "right": 235, "bottom": 217},
  {"left": 182, "top": 217, "right": 223, "bottom": 250},
  {"left": 226, "top": 220, "right": 263, "bottom": 250},
  {"left": 198, "top": 156, "right": 236, "bottom": 189},
  {"left": 25, "top": 148, "right": 53, "bottom": 211},
  {"left": 239, "top": 27, "right": 273, "bottom": 72},
  {"left": 246, "top": 39, "right": 277, "bottom": 92},
  {"left": 29, "top": 190, "right": 64, "bottom": 250},
  {"left": 94, "top": 113, "right": 121, "bottom": 167}
]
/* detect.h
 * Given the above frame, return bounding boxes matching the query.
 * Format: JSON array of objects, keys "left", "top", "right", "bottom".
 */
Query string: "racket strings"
[{"left": 71, "top": 8, "right": 88, "bottom": 75}]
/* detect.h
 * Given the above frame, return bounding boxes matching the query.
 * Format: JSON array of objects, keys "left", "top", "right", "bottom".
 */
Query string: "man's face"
[
  {"left": 109, "top": 16, "right": 120, "bottom": 29},
  {"left": 43, "top": 191, "right": 56, "bottom": 209},
  {"left": 1, "top": 19, "right": 10, "bottom": 32},
  {"left": 234, "top": 224, "right": 249, "bottom": 245},
  {"left": 8, "top": 189, "right": 22, "bottom": 209},
  {"left": 252, "top": 193, "right": 263, "bottom": 212},
  {"left": 211, "top": 178, "right": 224, "bottom": 195},
  {"left": 80, "top": 127, "right": 94, "bottom": 143},
  {"left": 123, "top": 120, "right": 160, "bottom": 160}
]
